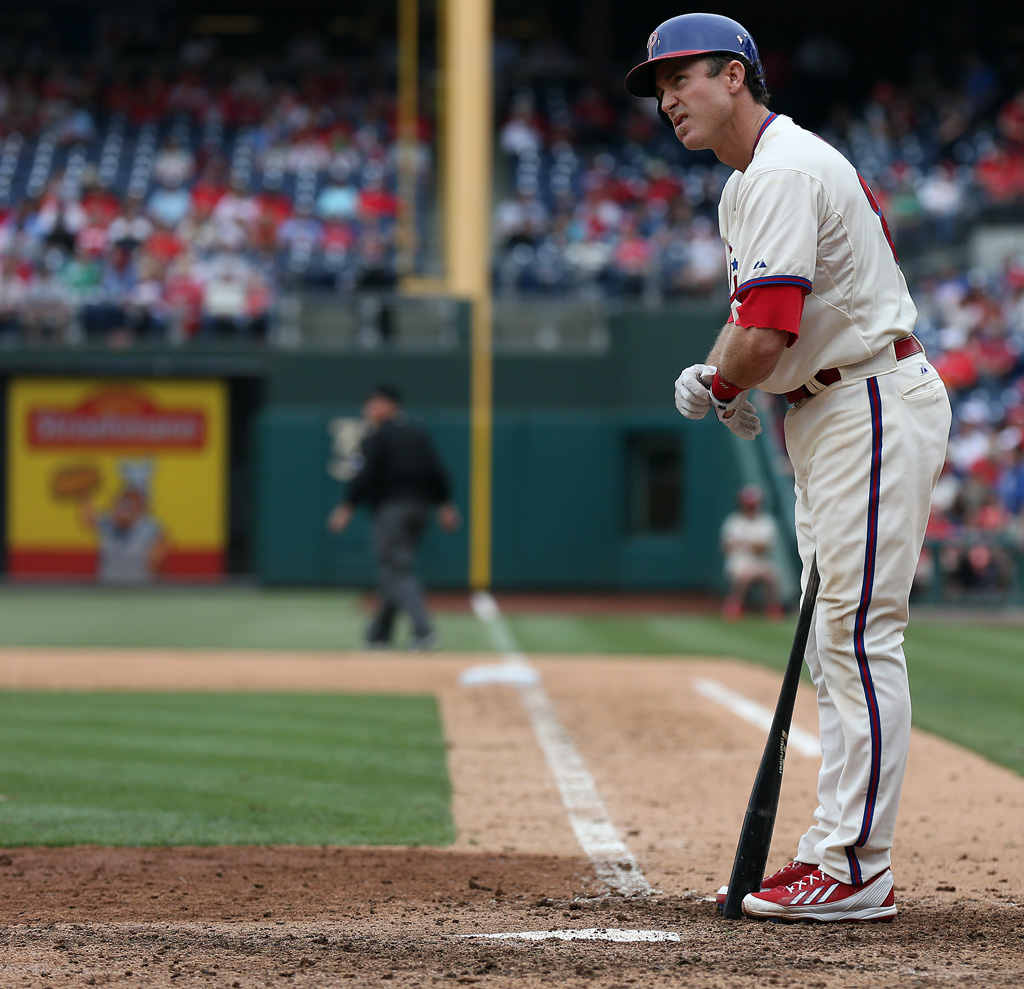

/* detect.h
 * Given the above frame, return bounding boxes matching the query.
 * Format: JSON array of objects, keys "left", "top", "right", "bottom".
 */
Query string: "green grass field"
[
  {"left": 0, "top": 586, "right": 1020, "bottom": 847},
  {"left": 0, "top": 691, "right": 453, "bottom": 846}
]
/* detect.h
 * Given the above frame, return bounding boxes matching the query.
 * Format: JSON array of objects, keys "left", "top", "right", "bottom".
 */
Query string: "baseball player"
[
  {"left": 720, "top": 484, "right": 783, "bottom": 621},
  {"left": 626, "top": 14, "right": 951, "bottom": 921}
]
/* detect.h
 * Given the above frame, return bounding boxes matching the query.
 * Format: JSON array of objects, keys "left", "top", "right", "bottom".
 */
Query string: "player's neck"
[{"left": 717, "top": 106, "right": 774, "bottom": 173}]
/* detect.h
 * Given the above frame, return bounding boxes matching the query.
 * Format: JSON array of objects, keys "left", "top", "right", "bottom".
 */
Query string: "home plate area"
[{"left": 1, "top": 651, "right": 1022, "bottom": 987}]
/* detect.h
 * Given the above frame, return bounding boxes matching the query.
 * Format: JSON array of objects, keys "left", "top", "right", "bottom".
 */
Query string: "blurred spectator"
[
  {"left": 23, "top": 253, "right": 74, "bottom": 345},
  {"left": 80, "top": 175, "right": 121, "bottom": 227},
  {"left": 147, "top": 176, "right": 193, "bottom": 228},
  {"left": 276, "top": 202, "right": 324, "bottom": 257},
  {"left": 77, "top": 199, "right": 113, "bottom": 258},
  {"left": 315, "top": 170, "right": 359, "bottom": 222},
  {"left": 59, "top": 244, "right": 102, "bottom": 318},
  {"left": 976, "top": 146, "right": 1024, "bottom": 203},
  {"left": 604, "top": 214, "right": 652, "bottom": 298},
  {"left": 0, "top": 255, "right": 28, "bottom": 341},
  {"left": 996, "top": 88, "right": 1024, "bottom": 152},
  {"left": 82, "top": 242, "right": 138, "bottom": 344},
  {"left": 494, "top": 187, "right": 549, "bottom": 250},
  {"left": 675, "top": 214, "right": 725, "bottom": 297},
  {"left": 195, "top": 246, "right": 271, "bottom": 342},
  {"left": 53, "top": 97, "right": 97, "bottom": 146},
  {"left": 357, "top": 169, "right": 398, "bottom": 223},
  {"left": 107, "top": 197, "right": 152, "bottom": 254},
  {"left": 499, "top": 94, "right": 544, "bottom": 157},
  {"left": 130, "top": 253, "right": 173, "bottom": 339},
  {"left": 947, "top": 402, "right": 994, "bottom": 474},
  {"left": 212, "top": 181, "right": 261, "bottom": 246},
  {"left": 0, "top": 200, "right": 44, "bottom": 258},
  {"left": 190, "top": 158, "right": 230, "bottom": 216},
  {"left": 143, "top": 219, "right": 184, "bottom": 268},
  {"left": 152, "top": 136, "right": 196, "bottom": 188},
  {"left": 35, "top": 181, "right": 86, "bottom": 255},
  {"left": 163, "top": 254, "right": 204, "bottom": 341},
  {"left": 916, "top": 164, "right": 964, "bottom": 243}
]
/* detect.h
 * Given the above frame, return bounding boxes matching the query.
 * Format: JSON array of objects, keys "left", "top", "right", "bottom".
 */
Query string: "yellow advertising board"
[{"left": 7, "top": 378, "right": 227, "bottom": 581}]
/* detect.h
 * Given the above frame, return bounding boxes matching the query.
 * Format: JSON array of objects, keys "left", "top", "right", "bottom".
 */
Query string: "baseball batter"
[{"left": 625, "top": 14, "right": 951, "bottom": 922}]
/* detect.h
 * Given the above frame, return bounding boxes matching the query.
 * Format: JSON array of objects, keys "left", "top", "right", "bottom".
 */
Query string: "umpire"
[{"left": 327, "top": 384, "right": 460, "bottom": 650}]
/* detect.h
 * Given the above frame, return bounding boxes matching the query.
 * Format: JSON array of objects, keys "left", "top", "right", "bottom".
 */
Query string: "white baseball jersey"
[
  {"left": 719, "top": 113, "right": 918, "bottom": 394},
  {"left": 720, "top": 510, "right": 778, "bottom": 580}
]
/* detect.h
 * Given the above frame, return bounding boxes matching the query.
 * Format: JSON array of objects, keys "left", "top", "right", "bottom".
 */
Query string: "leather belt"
[{"left": 784, "top": 336, "right": 924, "bottom": 405}]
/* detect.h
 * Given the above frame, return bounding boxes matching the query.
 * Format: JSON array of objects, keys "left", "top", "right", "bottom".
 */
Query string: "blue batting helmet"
[{"left": 624, "top": 12, "right": 764, "bottom": 98}]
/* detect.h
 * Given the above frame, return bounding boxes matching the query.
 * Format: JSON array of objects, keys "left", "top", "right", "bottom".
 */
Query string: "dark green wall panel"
[{"left": 255, "top": 406, "right": 762, "bottom": 590}]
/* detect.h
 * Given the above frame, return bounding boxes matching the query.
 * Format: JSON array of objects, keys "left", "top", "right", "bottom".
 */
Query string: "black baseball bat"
[{"left": 721, "top": 554, "right": 820, "bottom": 920}]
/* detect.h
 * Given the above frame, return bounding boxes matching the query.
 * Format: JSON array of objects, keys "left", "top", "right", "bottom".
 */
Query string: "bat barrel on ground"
[{"left": 721, "top": 555, "right": 821, "bottom": 920}]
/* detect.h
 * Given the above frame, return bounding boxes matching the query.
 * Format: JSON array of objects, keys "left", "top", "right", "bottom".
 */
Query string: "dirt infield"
[{"left": 1, "top": 648, "right": 1022, "bottom": 988}]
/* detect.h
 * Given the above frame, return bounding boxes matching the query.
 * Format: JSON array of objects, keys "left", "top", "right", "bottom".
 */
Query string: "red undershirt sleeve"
[{"left": 734, "top": 283, "right": 807, "bottom": 345}]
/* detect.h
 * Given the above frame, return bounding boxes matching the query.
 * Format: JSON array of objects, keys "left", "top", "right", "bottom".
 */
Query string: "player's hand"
[
  {"left": 674, "top": 364, "right": 715, "bottom": 419},
  {"left": 709, "top": 389, "right": 762, "bottom": 441}
]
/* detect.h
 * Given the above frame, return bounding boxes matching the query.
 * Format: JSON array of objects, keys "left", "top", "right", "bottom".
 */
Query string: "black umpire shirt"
[{"left": 345, "top": 414, "right": 451, "bottom": 512}]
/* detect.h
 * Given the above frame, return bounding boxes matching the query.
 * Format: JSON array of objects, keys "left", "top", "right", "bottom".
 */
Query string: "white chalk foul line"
[
  {"left": 464, "top": 591, "right": 651, "bottom": 897},
  {"left": 692, "top": 677, "right": 820, "bottom": 758},
  {"left": 455, "top": 928, "right": 680, "bottom": 942}
]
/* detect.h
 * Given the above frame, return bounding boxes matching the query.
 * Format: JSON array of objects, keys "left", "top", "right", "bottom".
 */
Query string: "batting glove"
[
  {"left": 709, "top": 371, "right": 762, "bottom": 441},
  {"left": 674, "top": 363, "right": 715, "bottom": 420}
]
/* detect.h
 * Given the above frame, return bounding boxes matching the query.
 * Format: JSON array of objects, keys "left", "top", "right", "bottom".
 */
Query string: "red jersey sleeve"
[{"left": 734, "top": 283, "right": 807, "bottom": 344}]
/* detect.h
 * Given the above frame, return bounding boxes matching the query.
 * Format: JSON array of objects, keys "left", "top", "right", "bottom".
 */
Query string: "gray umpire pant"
[{"left": 365, "top": 498, "right": 433, "bottom": 642}]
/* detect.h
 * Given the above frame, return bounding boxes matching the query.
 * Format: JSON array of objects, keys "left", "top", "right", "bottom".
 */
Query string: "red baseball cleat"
[
  {"left": 716, "top": 860, "right": 816, "bottom": 907},
  {"left": 741, "top": 867, "right": 897, "bottom": 923}
]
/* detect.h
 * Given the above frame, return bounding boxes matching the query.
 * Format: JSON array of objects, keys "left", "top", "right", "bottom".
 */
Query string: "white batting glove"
[
  {"left": 709, "top": 389, "right": 762, "bottom": 441},
  {"left": 674, "top": 363, "right": 715, "bottom": 420}
]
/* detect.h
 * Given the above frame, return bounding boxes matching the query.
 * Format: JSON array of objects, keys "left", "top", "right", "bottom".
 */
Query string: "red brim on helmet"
[{"left": 624, "top": 50, "right": 714, "bottom": 99}]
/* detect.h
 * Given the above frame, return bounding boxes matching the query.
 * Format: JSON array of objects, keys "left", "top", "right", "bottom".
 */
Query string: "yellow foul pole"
[
  {"left": 396, "top": 0, "right": 418, "bottom": 276},
  {"left": 443, "top": 0, "right": 493, "bottom": 590}
]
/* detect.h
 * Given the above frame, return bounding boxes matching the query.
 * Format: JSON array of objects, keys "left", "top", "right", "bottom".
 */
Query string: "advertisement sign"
[{"left": 7, "top": 378, "right": 227, "bottom": 581}]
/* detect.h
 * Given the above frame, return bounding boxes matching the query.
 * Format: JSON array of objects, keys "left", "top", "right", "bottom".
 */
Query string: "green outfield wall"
[
  {"left": 256, "top": 406, "right": 773, "bottom": 589},
  {"left": 0, "top": 302, "right": 795, "bottom": 590}
]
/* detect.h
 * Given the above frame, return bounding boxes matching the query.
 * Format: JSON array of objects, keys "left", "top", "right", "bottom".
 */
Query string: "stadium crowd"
[
  {"left": 491, "top": 74, "right": 1024, "bottom": 297},
  {"left": 0, "top": 62, "right": 409, "bottom": 344},
  {"left": 0, "top": 53, "right": 1022, "bottom": 333},
  {"left": 1, "top": 42, "right": 1023, "bottom": 597}
]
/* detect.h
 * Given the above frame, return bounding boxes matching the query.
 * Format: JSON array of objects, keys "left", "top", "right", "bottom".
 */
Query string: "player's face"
[{"left": 655, "top": 56, "right": 735, "bottom": 152}]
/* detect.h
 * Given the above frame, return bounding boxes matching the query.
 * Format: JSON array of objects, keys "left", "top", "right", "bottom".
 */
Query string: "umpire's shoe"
[
  {"left": 742, "top": 867, "right": 896, "bottom": 923},
  {"left": 407, "top": 631, "right": 439, "bottom": 652}
]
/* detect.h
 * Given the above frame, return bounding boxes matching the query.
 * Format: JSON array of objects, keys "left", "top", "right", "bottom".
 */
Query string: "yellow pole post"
[
  {"left": 396, "top": 0, "right": 418, "bottom": 276},
  {"left": 442, "top": 0, "right": 493, "bottom": 590}
]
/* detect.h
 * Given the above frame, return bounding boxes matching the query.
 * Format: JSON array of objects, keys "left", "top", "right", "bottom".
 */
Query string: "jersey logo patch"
[
  {"left": 920, "top": 365, "right": 929, "bottom": 374},
  {"left": 753, "top": 259, "right": 768, "bottom": 269}
]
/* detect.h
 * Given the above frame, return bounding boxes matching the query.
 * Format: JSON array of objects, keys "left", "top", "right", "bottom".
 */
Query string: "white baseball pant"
[{"left": 785, "top": 356, "right": 950, "bottom": 884}]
